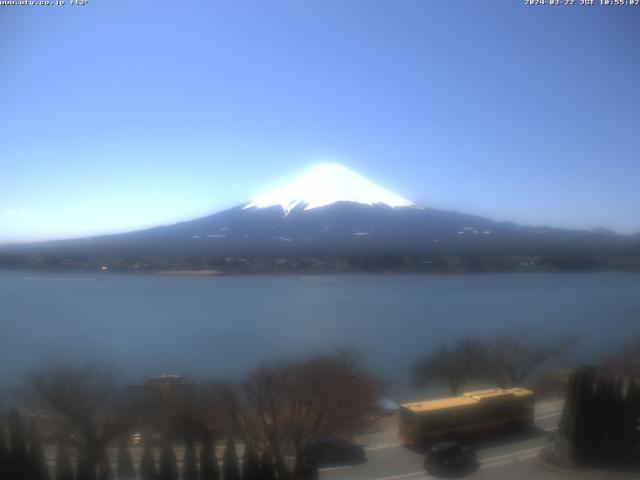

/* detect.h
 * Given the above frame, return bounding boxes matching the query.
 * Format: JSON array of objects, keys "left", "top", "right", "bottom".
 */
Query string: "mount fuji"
[
  {"left": 2, "top": 164, "right": 639, "bottom": 268},
  {"left": 243, "top": 163, "right": 418, "bottom": 214}
]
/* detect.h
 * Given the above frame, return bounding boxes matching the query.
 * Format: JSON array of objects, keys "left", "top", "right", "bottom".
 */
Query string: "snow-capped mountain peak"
[{"left": 243, "top": 164, "right": 418, "bottom": 215}]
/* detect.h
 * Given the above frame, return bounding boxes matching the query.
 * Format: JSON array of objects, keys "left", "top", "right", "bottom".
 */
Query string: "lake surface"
[{"left": 1, "top": 272, "right": 639, "bottom": 392}]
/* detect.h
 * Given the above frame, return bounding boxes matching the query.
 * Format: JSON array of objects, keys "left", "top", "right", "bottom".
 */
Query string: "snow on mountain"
[{"left": 243, "top": 163, "right": 419, "bottom": 215}]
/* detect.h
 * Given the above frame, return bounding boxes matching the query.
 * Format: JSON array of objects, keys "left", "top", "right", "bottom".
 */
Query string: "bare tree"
[
  {"left": 28, "top": 363, "right": 145, "bottom": 480},
  {"left": 413, "top": 338, "right": 488, "bottom": 395},
  {"left": 488, "top": 332, "right": 576, "bottom": 387},
  {"left": 227, "top": 350, "right": 380, "bottom": 475}
]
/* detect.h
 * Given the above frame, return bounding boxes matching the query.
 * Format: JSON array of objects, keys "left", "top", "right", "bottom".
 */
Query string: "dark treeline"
[
  {"left": 3, "top": 252, "right": 640, "bottom": 274},
  {"left": 0, "top": 349, "right": 378, "bottom": 480},
  {"left": 541, "top": 339, "right": 640, "bottom": 469},
  {"left": 545, "top": 365, "right": 640, "bottom": 469}
]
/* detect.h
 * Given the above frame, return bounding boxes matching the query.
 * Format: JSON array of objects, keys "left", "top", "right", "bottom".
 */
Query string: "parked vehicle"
[
  {"left": 305, "top": 437, "right": 366, "bottom": 466},
  {"left": 424, "top": 441, "right": 477, "bottom": 476}
]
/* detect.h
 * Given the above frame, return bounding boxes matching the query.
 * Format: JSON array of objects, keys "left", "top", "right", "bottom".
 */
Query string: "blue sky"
[{"left": 1, "top": 0, "right": 639, "bottom": 243}]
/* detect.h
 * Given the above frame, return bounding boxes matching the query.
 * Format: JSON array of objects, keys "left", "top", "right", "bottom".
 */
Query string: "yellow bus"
[{"left": 398, "top": 388, "right": 535, "bottom": 446}]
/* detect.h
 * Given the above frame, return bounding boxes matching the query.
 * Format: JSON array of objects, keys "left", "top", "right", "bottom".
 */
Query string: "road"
[{"left": 321, "top": 399, "right": 568, "bottom": 480}]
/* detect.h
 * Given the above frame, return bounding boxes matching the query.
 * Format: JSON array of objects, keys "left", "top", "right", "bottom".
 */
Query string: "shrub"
[
  {"left": 182, "top": 438, "right": 198, "bottom": 480},
  {"left": 241, "top": 443, "right": 259, "bottom": 480},
  {"left": 54, "top": 442, "right": 74, "bottom": 480},
  {"left": 116, "top": 437, "right": 135, "bottom": 480},
  {"left": 139, "top": 437, "right": 157, "bottom": 480},
  {"left": 222, "top": 439, "right": 240, "bottom": 480},
  {"left": 97, "top": 451, "right": 114, "bottom": 480},
  {"left": 28, "top": 423, "right": 49, "bottom": 480},
  {"left": 9, "top": 410, "right": 30, "bottom": 480},
  {"left": 158, "top": 439, "right": 178, "bottom": 480},
  {"left": 0, "top": 425, "right": 8, "bottom": 479},
  {"left": 199, "top": 432, "right": 219, "bottom": 480}
]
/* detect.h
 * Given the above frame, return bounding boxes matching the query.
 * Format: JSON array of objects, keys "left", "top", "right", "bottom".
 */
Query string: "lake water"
[{"left": 1, "top": 271, "right": 639, "bottom": 392}]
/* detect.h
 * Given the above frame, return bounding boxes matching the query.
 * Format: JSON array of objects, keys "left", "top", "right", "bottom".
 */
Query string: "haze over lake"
[{"left": 1, "top": 272, "right": 638, "bottom": 392}]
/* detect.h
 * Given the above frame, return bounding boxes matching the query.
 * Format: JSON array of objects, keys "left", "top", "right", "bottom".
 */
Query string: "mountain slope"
[
  {"left": 4, "top": 202, "right": 636, "bottom": 259},
  {"left": 1, "top": 164, "right": 638, "bottom": 260}
]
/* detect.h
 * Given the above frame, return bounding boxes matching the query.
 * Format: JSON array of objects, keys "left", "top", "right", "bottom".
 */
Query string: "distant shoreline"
[
  {"left": 2, "top": 267, "right": 640, "bottom": 278},
  {"left": 156, "top": 270, "right": 222, "bottom": 276}
]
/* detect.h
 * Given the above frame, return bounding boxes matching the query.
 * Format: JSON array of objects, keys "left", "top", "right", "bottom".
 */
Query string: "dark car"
[
  {"left": 305, "top": 437, "right": 366, "bottom": 466},
  {"left": 424, "top": 441, "right": 477, "bottom": 476}
]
